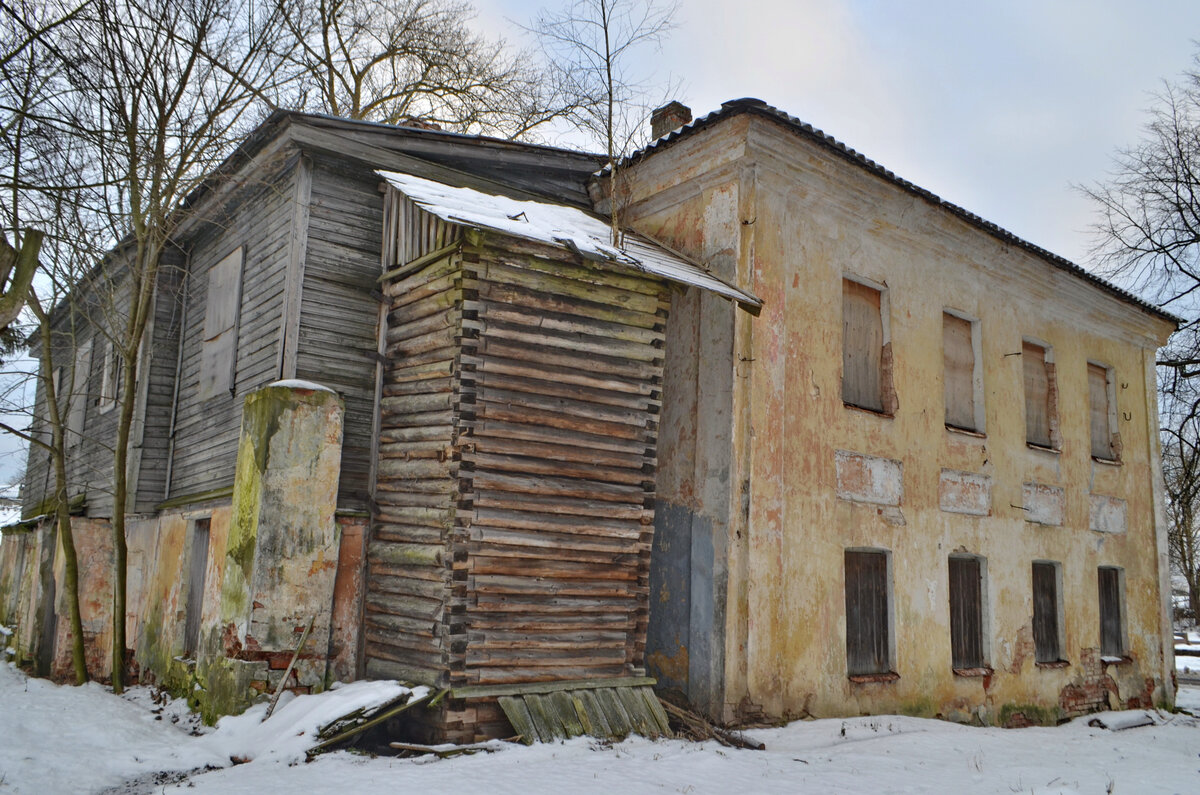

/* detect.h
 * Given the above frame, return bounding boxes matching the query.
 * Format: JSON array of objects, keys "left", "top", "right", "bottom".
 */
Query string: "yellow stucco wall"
[{"left": 624, "top": 112, "right": 1175, "bottom": 724}]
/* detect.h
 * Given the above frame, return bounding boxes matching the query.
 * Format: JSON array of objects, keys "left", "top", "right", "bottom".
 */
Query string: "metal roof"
[
  {"left": 379, "top": 170, "right": 762, "bottom": 312},
  {"left": 607, "top": 98, "right": 1179, "bottom": 328}
]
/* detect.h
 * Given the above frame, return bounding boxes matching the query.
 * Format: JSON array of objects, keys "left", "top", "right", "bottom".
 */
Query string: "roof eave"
[{"left": 608, "top": 99, "right": 1178, "bottom": 330}]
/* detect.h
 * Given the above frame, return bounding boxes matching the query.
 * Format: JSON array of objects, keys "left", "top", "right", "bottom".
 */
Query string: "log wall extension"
[{"left": 365, "top": 189, "right": 668, "bottom": 740}]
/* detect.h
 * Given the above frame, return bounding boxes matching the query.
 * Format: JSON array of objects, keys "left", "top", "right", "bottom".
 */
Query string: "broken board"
[{"left": 453, "top": 677, "right": 671, "bottom": 744}]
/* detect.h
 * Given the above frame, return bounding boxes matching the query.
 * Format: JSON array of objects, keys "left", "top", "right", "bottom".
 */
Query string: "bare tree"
[
  {"left": 0, "top": 0, "right": 99, "bottom": 684},
  {"left": 1085, "top": 54, "right": 1200, "bottom": 381},
  {"left": 279, "top": 0, "right": 580, "bottom": 138},
  {"left": 48, "top": 0, "right": 293, "bottom": 691},
  {"left": 1164, "top": 399, "right": 1200, "bottom": 622},
  {"left": 530, "top": 0, "right": 677, "bottom": 243},
  {"left": 1085, "top": 52, "right": 1200, "bottom": 620}
]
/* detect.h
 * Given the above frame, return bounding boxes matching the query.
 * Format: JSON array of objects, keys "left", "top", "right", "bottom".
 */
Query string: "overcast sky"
[{"left": 481, "top": 0, "right": 1200, "bottom": 268}]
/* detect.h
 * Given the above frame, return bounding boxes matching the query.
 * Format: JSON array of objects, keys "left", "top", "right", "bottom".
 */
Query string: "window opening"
[
  {"left": 183, "top": 518, "right": 211, "bottom": 658},
  {"left": 845, "top": 549, "right": 892, "bottom": 676},
  {"left": 1023, "top": 341, "right": 1057, "bottom": 449},
  {"left": 843, "top": 278, "right": 893, "bottom": 413},
  {"left": 1098, "top": 566, "right": 1125, "bottom": 657},
  {"left": 949, "top": 556, "right": 986, "bottom": 669},
  {"left": 1032, "top": 561, "right": 1063, "bottom": 663}
]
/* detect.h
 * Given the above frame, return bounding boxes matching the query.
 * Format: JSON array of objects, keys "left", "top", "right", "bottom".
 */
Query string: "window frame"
[
  {"left": 1098, "top": 566, "right": 1126, "bottom": 658},
  {"left": 1087, "top": 361, "right": 1120, "bottom": 462},
  {"left": 841, "top": 276, "right": 896, "bottom": 416},
  {"left": 67, "top": 339, "right": 92, "bottom": 448},
  {"left": 1022, "top": 339, "right": 1059, "bottom": 451},
  {"left": 198, "top": 246, "right": 245, "bottom": 401},
  {"left": 1032, "top": 560, "right": 1066, "bottom": 665},
  {"left": 183, "top": 516, "right": 212, "bottom": 659},
  {"left": 949, "top": 555, "right": 989, "bottom": 671},
  {"left": 942, "top": 310, "right": 984, "bottom": 434},
  {"left": 844, "top": 548, "right": 896, "bottom": 679},
  {"left": 98, "top": 339, "right": 122, "bottom": 413}
]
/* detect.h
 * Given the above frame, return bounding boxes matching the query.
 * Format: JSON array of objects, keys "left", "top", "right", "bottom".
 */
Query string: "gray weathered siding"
[
  {"left": 133, "top": 254, "right": 186, "bottom": 510},
  {"left": 295, "top": 157, "right": 384, "bottom": 510},
  {"left": 166, "top": 158, "right": 298, "bottom": 500}
]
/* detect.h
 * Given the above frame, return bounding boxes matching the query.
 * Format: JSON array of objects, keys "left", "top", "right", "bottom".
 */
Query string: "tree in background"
[
  {"left": 1164, "top": 397, "right": 1200, "bottom": 622},
  {"left": 1085, "top": 52, "right": 1200, "bottom": 621},
  {"left": 530, "top": 0, "right": 678, "bottom": 244},
  {"left": 0, "top": 0, "right": 103, "bottom": 684},
  {"left": 51, "top": 0, "right": 300, "bottom": 691},
  {"left": 279, "top": 0, "right": 584, "bottom": 137}
]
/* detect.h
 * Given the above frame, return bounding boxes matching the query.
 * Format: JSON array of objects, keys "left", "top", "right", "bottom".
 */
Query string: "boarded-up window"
[
  {"left": 184, "top": 518, "right": 211, "bottom": 658},
  {"left": 199, "top": 247, "right": 244, "bottom": 400},
  {"left": 1089, "top": 363, "right": 1117, "bottom": 460},
  {"left": 67, "top": 340, "right": 92, "bottom": 447},
  {"left": 943, "top": 313, "right": 977, "bottom": 431},
  {"left": 1098, "top": 566, "right": 1124, "bottom": 657},
  {"left": 1023, "top": 341, "right": 1055, "bottom": 448},
  {"left": 1032, "top": 561, "right": 1062, "bottom": 663},
  {"left": 845, "top": 549, "right": 891, "bottom": 676},
  {"left": 842, "top": 279, "right": 884, "bottom": 412},
  {"left": 949, "top": 556, "right": 985, "bottom": 669},
  {"left": 99, "top": 340, "right": 122, "bottom": 412}
]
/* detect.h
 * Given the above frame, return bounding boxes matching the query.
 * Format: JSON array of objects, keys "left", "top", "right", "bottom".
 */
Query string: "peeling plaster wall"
[
  {"left": 193, "top": 383, "right": 345, "bottom": 720},
  {"left": 2, "top": 383, "right": 358, "bottom": 724},
  {"left": 632, "top": 121, "right": 748, "bottom": 717},
  {"left": 623, "top": 114, "right": 1175, "bottom": 725},
  {"left": 50, "top": 517, "right": 114, "bottom": 680}
]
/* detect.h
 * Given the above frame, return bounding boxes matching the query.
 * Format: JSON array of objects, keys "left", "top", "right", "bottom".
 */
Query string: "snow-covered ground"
[{"left": 2, "top": 660, "right": 1199, "bottom": 795}]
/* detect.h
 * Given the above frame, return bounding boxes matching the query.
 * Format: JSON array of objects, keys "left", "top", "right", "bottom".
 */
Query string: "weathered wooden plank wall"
[
  {"left": 166, "top": 158, "right": 298, "bottom": 499},
  {"left": 133, "top": 254, "right": 185, "bottom": 510},
  {"left": 363, "top": 191, "right": 462, "bottom": 685},
  {"left": 20, "top": 252, "right": 167, "bottom": 518},
  {"left": 295, "top": 158, "right": 385, "bottom": 510},
  {"left": 366, "top": 190, "right": 668, "bottom": 744},
  {"left": 456, "top": 235, "right": 666, "bottom": 689}
]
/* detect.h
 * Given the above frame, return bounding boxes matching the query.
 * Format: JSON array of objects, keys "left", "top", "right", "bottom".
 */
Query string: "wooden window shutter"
[
  {"left": 845, "top": 550, "right": 890, "bottom": 675},
  {"left": 1023, "top": 342, "right": 1052, "bottom": 448},
  {"left": 1032, "top": 562, "right": 1061, "bottom": 663},
  {"left": 949, "top": 557, "right": 984, "bottom": 669},
  {"left": 1089, "top": 364, "right": 1115, "bottom": 460},
  {"left": 842, "top": 279, "right": 883, "bottom": 412},
  {"left": 1098, "top": 567, "right": 1124, "bottom": 656},
  {"left": 943, "top": 314, "right": 975, "bottom": 431},
  {"left": 198, "top": 247, "right": 244, "bottom": 400},
  {"left": 67, "top": 340, "right": 92, "bottom": 446}
]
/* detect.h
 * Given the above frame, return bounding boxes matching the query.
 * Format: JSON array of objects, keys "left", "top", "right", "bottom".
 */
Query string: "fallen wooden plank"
[
  {"left": 388, "top": 740, "right": 502, "bottom": 758},
  {"left": 307, "top": 687, "right": 441, "bottom": 759}
]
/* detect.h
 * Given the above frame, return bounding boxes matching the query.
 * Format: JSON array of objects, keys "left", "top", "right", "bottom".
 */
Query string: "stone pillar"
[{"left": 201, "top": 381, "right": 343, "bottom": 719}]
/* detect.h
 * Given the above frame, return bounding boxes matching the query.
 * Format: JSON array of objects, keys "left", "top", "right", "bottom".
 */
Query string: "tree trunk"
[
  {"left": 37, "top": 315, "right": 88, "bottom": 684},
  {"left": 53, "top": 457, "right": 88, "bottom": 684},
  {"left": 110, "top": 245, "right": 159, "bottom": 693}
]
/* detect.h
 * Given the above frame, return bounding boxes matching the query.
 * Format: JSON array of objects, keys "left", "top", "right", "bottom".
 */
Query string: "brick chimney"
[{"left": 650, "top": 102, "right": 692, "bottom": 140}]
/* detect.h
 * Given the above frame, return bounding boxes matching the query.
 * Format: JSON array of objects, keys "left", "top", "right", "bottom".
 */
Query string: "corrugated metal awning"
[{"left": 378, "top": 170, "right": 762, "bottom": 313}]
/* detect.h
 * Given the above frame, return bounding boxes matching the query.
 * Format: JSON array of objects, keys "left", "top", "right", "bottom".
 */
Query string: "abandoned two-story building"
[{"left": 0, "top": 98, "right": 1177, "bottom": 740}]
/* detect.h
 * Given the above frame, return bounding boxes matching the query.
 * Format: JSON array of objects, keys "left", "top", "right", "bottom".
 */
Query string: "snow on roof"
[{"left": 377, "top": 170, "right": 762, "bottom": 312}]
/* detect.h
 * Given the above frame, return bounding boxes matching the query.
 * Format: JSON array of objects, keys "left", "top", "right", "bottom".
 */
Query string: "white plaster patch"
[
  {"left": 1022, "top": 482, "right": 1064, "bottom": 526},
  {"left": 835, "top": 450, "right": 903, "bottom": 506},
  {"left": 1089, "top": 494, "right": 1128, "bottom": 535},
  {"left": 938, "top": 469, "right": 991, "bottom": 516}
]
